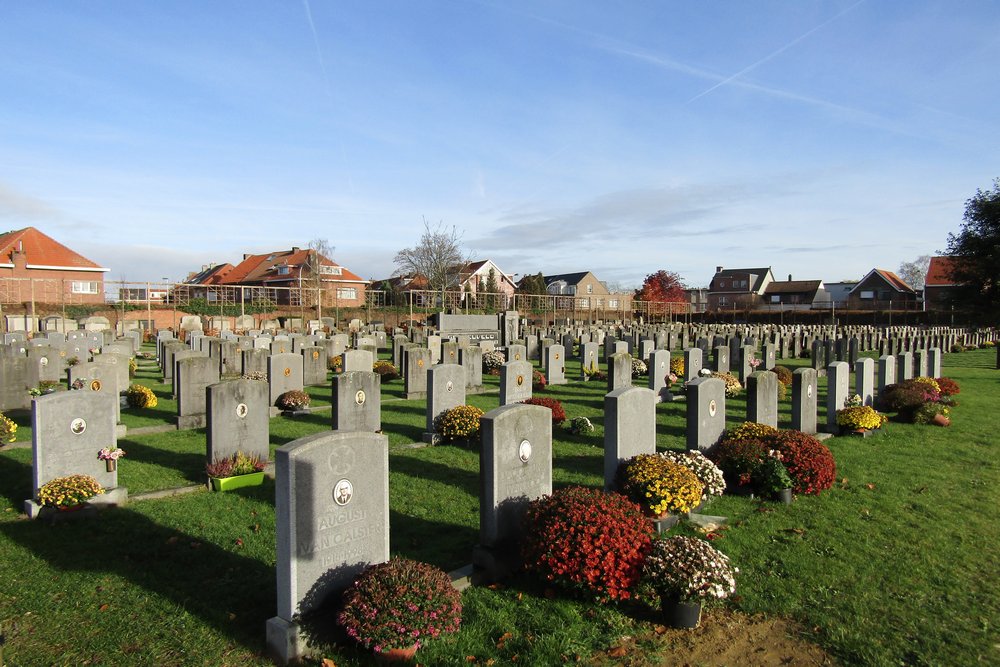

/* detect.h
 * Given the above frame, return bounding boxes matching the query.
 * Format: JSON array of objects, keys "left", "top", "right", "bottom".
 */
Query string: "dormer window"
[
  {"left": 277, "top": 265, "right": 290, "bottom": 275},
  {"left": 320, "top": 265, "right": 343, "bottom": 276}
]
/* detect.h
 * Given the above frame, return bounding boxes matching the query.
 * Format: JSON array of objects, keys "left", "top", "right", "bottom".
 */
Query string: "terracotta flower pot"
[
  {"left": 932, "top": 413, "right": 951, "bottom": 427},
  {"left": 375, "top": 643, "right": 418, "bottom": 663}
]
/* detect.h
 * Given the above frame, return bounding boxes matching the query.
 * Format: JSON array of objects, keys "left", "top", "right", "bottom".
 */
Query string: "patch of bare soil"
[{"left": 589, "top": 608, "right": 836, "bottom": 667}]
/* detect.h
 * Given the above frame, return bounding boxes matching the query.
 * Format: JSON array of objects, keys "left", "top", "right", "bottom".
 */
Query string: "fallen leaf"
[
  {"left": 653, "top": 624, "right": 667, "bottom": 635},
  {"left": 487, "top": 583, "right": 503, "bottom": 590},
  {"left": 607, "top": 645, "right": 628, "bottom": 657},
  {"left": 784, "top": 528, "right": 806, "bottom": 536},
  {"left": 235, "top": 538, "right": 244, "bottom": 547},
  {"left": 99, "top": 603, "right": 109, "bottom": 612},
  {"left": 228, "top": 612, "right": 237, "bottom": 621},
  {"left": 465, "top": 656, "right": 477, "bottom": 663},
  {"left": 485, "top": 660, "right": 495, "bottom": 666},
  {"left": 496, "top": 632, "right": 513, "bottom": 649},
  {"left": 866, "top": 483, "right": 876, "bottom": 490},
  {"left": 321, "top": 659, "right": 336, "bottom": 667},
  {"left": 516, "top": 592, "right": 523, "bottom": 601}
]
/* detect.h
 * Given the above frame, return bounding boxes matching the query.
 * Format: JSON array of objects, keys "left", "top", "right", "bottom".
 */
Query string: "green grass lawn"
[{"left": 0, "top": 346, "right": 997, "bottom": 665}]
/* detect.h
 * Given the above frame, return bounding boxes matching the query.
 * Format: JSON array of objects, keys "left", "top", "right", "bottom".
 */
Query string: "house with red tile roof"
[
  {"left": 846, "top": 269, "right": 917, "bottom": 310},
  {"left": 188, "top": 246, "right": 368, "bottom": 307},
  {"left": 0, "top": 227, "right": 110, "bottom": 304},
  {"left": 707, "top": 266, "right": 775, "bottom": 311},
  {"left": 924, "top": 256, "right": 961, "bottom": 312}
]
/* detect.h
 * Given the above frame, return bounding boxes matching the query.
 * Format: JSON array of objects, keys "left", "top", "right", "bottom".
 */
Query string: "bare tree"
[
  {"left": 306, "top": 238, "right": 334, "bottom": 322},
  {"left": 393, "top": 218, "right": 467, "bottom": 306},
  {"left": 897, "top": 255, "right": 931, "bottom": 289}
]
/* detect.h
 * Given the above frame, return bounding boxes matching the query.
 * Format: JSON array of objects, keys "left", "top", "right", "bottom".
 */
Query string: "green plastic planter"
[{"left": 210, "top": 472, "right": 265, "bottom": 492}]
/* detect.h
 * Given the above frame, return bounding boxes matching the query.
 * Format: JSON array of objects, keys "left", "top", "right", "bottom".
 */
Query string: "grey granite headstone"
[
  {"left": 791, "top": 368, "right": 818, "bottom": 434},
  {"left": 608, "top": 351, "right": 632, "bottom": 391},
  {"left": 266, "top": 430, "right": 389, "bottom": 664},
  {"left": 579, "top": 341, "right": 599, "bottom": 378},
  {"left": 686, "top": 377, "right": 726, "bottom": 452},
  {"left": 0, "top": 356, "right": 31, "bottom": 411},
  {"left": 603, "top": 386, "right": 656, "bottom": 489},
  {"left": 855, "top": 357, "right": 875, "bottom": 407},
  {"left": 712, "top": 346, "right": 729, "bottom": 374},
  {"left": 176, "top": 356, "right": 221, "bottom": 429},
  {"left": 746, "top": 371, "right": 778, "bottom": 428},
  {"left": 268, "top": 353, "right": 305, "bottom": 410},
  {"left": 499, "top": 360, "right": 533, "bottom": 406},
  {"left": 301, "top": 346, "right": 328, "bottom": 386},
  {"left": 459, "top": 346, "right": 483, "bottom": 390},
  {"left": 544, "top": 344, "right": 567, "bottom": 386},
  {"left": 877, "top": 355, "right": 897, "bottom": 395},
  {"left": 683, "top": 347, "right": 703, "bottom": 382},
  {"left": 404, "top": 347, "right": 431, "bottom": 399},
  {"left": 647, "top": 349, "right": 672, "bottom": 403},
  {"left": 896, "top": 352, "right": 914, "bottom": 381},
  {"left": 342, "top": 349, "right": 373, "bottom": 373},
  {"left": 207, "top": 379, "right": 269, "bottom": 463},
  {"left": 928, "top": 347, "right": 942, "bottom": 378},
  {"left": 425, "top": 364, "right": 467, "bottom": 441},
  {"left": 332, "top": 371, "right": 381, "bottom": 432},
  {"left": 826, "top": 361, "right": 849, "bottom": 433},
  {"left": 26, "top": 391, "right": 126, "bottom": 518}
]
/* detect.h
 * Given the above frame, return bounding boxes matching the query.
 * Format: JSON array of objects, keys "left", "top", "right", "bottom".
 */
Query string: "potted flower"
[
  {"left": 631, "top": 357, "right": 648, "bottom": 378},
  {"left": 434, "top": 404, "right": 485, "bottom": 445},
  {"left": 0, "top": 412, "right": 17, "bottom": 445},
  {"left": 618, "top": 454, "right": 704, "bottom": 526},
  {"left": 532, "top": 369, "right": 547, "bottom": 391},
  {"left": 206, "top": 451, "right": 267, "bottom": 491},
  {"left": 275, "top": 389, "right": 310, "bottom": 413},
  {"left": 37, "top": 474, "right": 104, "bottom": 511},
  {"left": 126, "top": 383, "right": 158, "bottom": 409},
  {"left": 582, "top": 361, "right": 606, "bottom": 382},
  {"left": 836, "top": 405, "right": 887, "bottom": 435},
  {"left": 643, "top": 536, "right": 737, "bottom": 629},
  {"left": 752, "top": 455, "right": 793, "bottom": 504},
  {"left": 658, "top": 450, "right": 726, "bottom": 509},
  {"left": 338, "top": 557, "right": 462, "bottom": 661},
  {"left": 565, "top": 415, "right": 595, "bottom": 436},
  {"left": 481, "top": 349, "right": 506, "bottom": 376},
  {"left": 97, "top": 446, "right": 126, "bottom": 472}
]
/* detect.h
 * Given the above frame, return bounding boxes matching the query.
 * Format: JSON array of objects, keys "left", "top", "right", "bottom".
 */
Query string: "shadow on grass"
[
  {"left": 0, "top": 506, "right": 275, "bottom": 654},
  {"left": 119, "top": 438, "right": 206, "bottom": 485},
  {"left": 0, "top": 450, "right": 32, "bottom": 508},
  {"left": 389, "top": 451, "right": 479, "bottom": 495}
]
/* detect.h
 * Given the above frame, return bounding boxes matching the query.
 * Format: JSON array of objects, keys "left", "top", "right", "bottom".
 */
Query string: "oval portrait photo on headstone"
[
  {"left": 516, "top": 374, "right": 524, "bottom": 386},
  {"left": 283, "top": 367, "right": 291, "bottom": 377},
  {"left": 333, "top": 478, "right": 353, "bottom": 506},
  {"left": 709, "top": 399, "right": 718, "bottom": 417},
  {"left": 355, "top": 390, "right": 366, "bottom": 405},
  {"left": 446, "top": 380, "right": 453, "bottom": 392},
  {"left": 807, "top": 384, "right": 813, "bottom": 399},
  {"left": 235, "top": 403, "right": 248, "bottom": 418},
  {"left": 90, "top": 380, "right": 102, "bottom": 392},
  {"left": 40, "top": 357, "right": 48, "bottom": 367},
  {"left": 518, "top": 439, "right": 532, "bottom": 463},
  {"left": 70, "top": 418, "right": 86, "bottom": 435}
]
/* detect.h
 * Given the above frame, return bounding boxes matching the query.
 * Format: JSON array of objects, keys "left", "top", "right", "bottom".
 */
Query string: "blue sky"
[{"left": 1, "top": 1, "right": 998, "bottom": 290}]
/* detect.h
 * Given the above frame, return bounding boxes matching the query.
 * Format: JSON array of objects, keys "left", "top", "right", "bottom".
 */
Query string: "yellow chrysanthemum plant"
[
  {"left": 836, "top": 405, "right": 888, "bottom": 431},
  {"left": 0, "top": 412, "right": 17, "bottom": 444},
  {"left": 618, "top": 454, "right": 704, "bottom": 517},
  {"left": 37, "top": 474, "right": 104, "bottom": 509}
]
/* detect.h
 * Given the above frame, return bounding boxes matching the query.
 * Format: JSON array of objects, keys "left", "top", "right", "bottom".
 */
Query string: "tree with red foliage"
[{"left": 634, "top": 270, "right": 687, "bottom": 315}]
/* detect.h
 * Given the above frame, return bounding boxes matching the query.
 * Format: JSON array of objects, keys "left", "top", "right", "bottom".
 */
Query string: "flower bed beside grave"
[
  {"left": 631, "top": 358, "right": 648, "bottom": 378},
  {"left": 836, "top": 405, "right": 888, "bottom": 432},
  {"left": 275, "top": 390, "right": 310, "bottom": 412},
  {"left": 522, "top": 486, "right": 653, "bottom": 602},
  {"left": 658, "top": 450, "right": 725, "bottom": 503},
  {"left": 532, "top": 369, "right": 547, "bottom": 391},
  {"left": 482, "top": 349, "right": 506, "bottom": 376},
  {"left": 879, "top": 377, "right": 955, "bottom": 425},
  {"left": 37, "top": 474, "right": 104, "bottom": 510},
  {"left": 125, "top": 384, "right": 157, "bottom": 409},
  {"left": 711, "top": 371, "right": 742, "bottom": 397},
  {"left": 372, "top": 360, "right": 399, "bottom": 381}
]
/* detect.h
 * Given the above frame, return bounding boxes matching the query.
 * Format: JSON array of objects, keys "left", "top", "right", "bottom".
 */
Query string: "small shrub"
[
  {"left": 532, "top": 369, "right": 547, "bottom": 391},
  {"left": 338, "top": 557, "right": 462, "bottom": 653},
  {"left": 0, "top": 413, "right": 17, "bottom": 444},
  {"left": 566, "top": 416, "right": 595, "bottom": 435},
  {"left": 482, "top": 349, "right": 506, "bottom": 375},
  {"left": 950, "top": 343, "right": 965, "bottom": 353},
  {"left": 643, "top": 536, "right": 737, "bottom": 602},
  {"left": 710, "top": 422, "right": 778, "bottom": 487},
  {"left": 659, "top": 450, "right": 726, "bottom": 499},
  {"left": 37, "top": 474, "right": 104, "bottom": 508},
  {"left": 520, "top": 397, "right": 566, "bottom": 425},
  {"left": 837, "top": 405, "right": 888, "bottom": 431},
  {"left": 769, "top": 430, "right": 836, "bottom": 495},
  {"left": 372, "top": 360, "right": 399, "bottom": 381},
  {"left": 522, "top": 486, "right": 653, "bottom": 601},
  {"left": 913, "top": 402, "right": 951, "bottom": 425},
  {"left": 912, "top": 376, "right": 941, "bottom": 393},
  {"left": 126, "top": 384, "right": 158, "bottom": 409},
  {"left": 752, "top": 456, "right": 794, "bottom": 495},
  {"left": 128, "top": 358, "right": 138, "bottom": 378},
  {"left": 670, "top": 356, "right": 684, "bottom": 377},
  {"left": 711, "top": 371, "right": 742, "bottom": 397},
  {"left": 934, "top": 377, "right": 960, "bottom": 396},
  {"left": 631, "top": 358, "right": 647, "bottom": 378},
  {"left": 775, "top": 380, "right": 788, "bottom": 401},
  {"left": 242, "top": 371, "right": 267, "bottom": 381},
  {"left": 329, "top": 354, "right": 344, "bottom": 372},
  {"left": 435, "top": 405, "right": 484, "bottom": 442},
  {"left": 772, "top": 365, "right": 794, "bottom": 386},
  {"left": 618, "top": 454, "right": 704, "bottom": 516},
  {"left": 276, "top": 390, "right": 310, "bottom": 410}
]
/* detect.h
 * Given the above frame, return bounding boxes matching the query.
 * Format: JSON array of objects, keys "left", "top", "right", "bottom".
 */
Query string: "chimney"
[
  {"left": 243, "top": 253, "right": 251, "bottom": 260},
  {"left": 716, "top": 266, "right": 723, "bottom": 273},
  {"left": 292, "top": 246, "right": 301, "bottom": 253},
  {"left": 788, "top": 274, "right": 792, "bottom": 282}
]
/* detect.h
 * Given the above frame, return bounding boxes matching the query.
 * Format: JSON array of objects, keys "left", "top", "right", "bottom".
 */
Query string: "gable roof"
[
  {"left": 543, "top": 271, "right": 593, "bottom": 286},
  {"left": 764, "top": 280, "right": 823, "bottom": 295},
  {"left": 851, "top": 269, "right": 915, "bottom": 294},
  {"left": 219, "top": 248, "right": 366, "bottom": 285},
  {"left": 709, "top": 267, "right": 773, "bottom": 293},
  {"left": 185, "top": 263, "right": 233, "bottom": 285},
  {"left": 926, "top": 256, "right": 959, "bottom": 287},
  {"left": 0, "top": 227, "right": 109, "bottom": 271}
]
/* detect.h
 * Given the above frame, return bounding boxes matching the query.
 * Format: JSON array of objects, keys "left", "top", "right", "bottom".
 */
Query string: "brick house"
[
  {"left": 761, "top": 279, "right": 828, "bottom": 311},
  {"left": 923, "top": 256, "right": 960, "bottom": 312},
  {"left": 0, "top": 227, "right": 110, "bottom": 305},
  {"left": 541, "top": 271, "right": 630, "bottom": 310},
  {"left": 707, "top": 266, "right": 774, "bottom": 311},
  {"left": 186, "top": 247, "right": 368, "bottom": 307},
  {"left": 846, "top": 269, "right": 917, "bottom": 310}
]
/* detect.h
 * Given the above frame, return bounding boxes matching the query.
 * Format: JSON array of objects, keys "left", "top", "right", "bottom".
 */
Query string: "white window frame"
[
  {"left": 320, "top": 265, "right": 343, "bottom": 276},
  {"left": 860, "top": 290, "right": 875, "bottom": 300},
  {"left": 71, "top": 281, "right": 99, "bottom": 294},
  {"left": 336, "top": 287, "right": 357, "bottom": 300}
]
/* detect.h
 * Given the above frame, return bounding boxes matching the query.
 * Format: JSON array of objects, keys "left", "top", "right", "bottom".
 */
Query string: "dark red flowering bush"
[
  {"left": 879, "top": 379, "right": 944, "bottom": 422},
  {"left": 521, "top": 397, "right": 566, "bottom": 425},
  {"left": 934, "top": 377, "right": 960, "bottom": 397},
  {"left": 772, "top": 365, "right": 794, "bottom": 387},
  {"left": 521, "top": 486, "right": 653, "bottom": 601},
  {"left": 768, "top": 430, "right": 836, "bottom": 495},
  {"left": 709, "top": 422, "right": 777, "bottom": 487}
]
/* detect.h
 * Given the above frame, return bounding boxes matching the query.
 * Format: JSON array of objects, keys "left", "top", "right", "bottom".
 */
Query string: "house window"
[
  {"left": 739, "top": 280, "right": 748, "bottom": 288},
  {"left": 608, "top": 299, "right": 619, "bottom": 308},
  {"left": 336, "top": 287, "right": 357, "bottom": 300},
  {"left": 586, "top": 284, "right": 593, "bottom": 294},
  {"left": 277, "top": 265, "right": 290, "bottom": 275},
  {"left": 579, "top": 298, "right": 590, "bottom": 308},
  {"left": 71, "top": 281, "right": 99, "bottom": 294},
  {"left": 860, "top": 290, "right": 875, "bottom": 300},
  {"left": 719, "top": 296, "right": 728, "bottom": 306},
  {"left": 320, "top": 265, "right": 342, "bottom": 276},
  {"left": 770, "top": 295, "right": 781, "bottom": 303}
]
